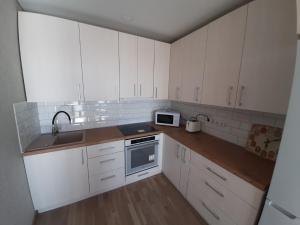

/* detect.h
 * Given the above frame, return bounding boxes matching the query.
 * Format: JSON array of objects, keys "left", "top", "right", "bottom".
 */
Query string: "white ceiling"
[{"left": 18, "top": 0, "right": 250, "bottom": 43}]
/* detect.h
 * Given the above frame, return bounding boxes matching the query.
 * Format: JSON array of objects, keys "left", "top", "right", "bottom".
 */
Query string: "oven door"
[{"left": 125, "top": 141, "right": 159, "bottom": 176}]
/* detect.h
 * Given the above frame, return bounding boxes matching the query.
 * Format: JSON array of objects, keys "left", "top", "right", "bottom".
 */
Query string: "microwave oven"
[{"left": 155, "top": 111, "right": 180, "bottom": 127}]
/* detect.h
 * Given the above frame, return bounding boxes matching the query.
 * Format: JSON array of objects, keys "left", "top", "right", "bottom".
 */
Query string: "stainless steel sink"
[
  {"left": 26, "top": 131, "right": 85, "bottom": 151},
  {"left": 53, "top": 131, "right": 84, "bottom": 146}
]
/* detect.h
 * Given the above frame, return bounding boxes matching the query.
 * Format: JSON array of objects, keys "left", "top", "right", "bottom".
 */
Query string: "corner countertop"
[
  {"left": 23, "top": 123, "right": 275, "bottom": 191},
  {"left": 152, "top": 124, "right": 275, "bottom": 191}
]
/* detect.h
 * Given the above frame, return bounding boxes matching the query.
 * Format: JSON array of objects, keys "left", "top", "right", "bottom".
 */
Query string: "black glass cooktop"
[{"left": 118, "top": 123, "right": 157, "bottom": 136}]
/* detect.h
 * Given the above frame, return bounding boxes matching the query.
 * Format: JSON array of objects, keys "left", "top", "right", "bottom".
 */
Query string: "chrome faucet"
[{"left": 51, "top": 111, "right": 71, "bottom": 135}]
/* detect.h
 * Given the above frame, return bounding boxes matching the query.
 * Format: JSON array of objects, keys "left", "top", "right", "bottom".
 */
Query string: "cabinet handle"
[
  {"left": 201, "top": 201, "right": 220, "bottom": 221},
  {"left": 181, "top": 148, "right": 186, "bottom": 163},
  {"left": 176, "top": 87, "right": 180, "bottom": 100},
  {"left": 176, "top": 144, "right": 181, "bottom": 159},
  {"left": 81, "top": 149, "right": 85, "bottom": 165},
  {"left": 205, "top": 181, "right": 224, "bottom": 198},
  {"left": 134, "top": 84, "right": 136, "bottom": 96},
  {"left": 269, "top": 201, "right": 297, "bottom": 219},
  {"left": 138, "top": 172, "right": 149, "bottom": 177},
  {"left": 97, "top": 146, "right": 115, "bottom": 152},
  {"left": 195, "top": 87, "right": 200, "bottom": 102},
  {"left": 238, "top": 86, "right": 245, "bottom": 106},
  {"left": 101, "top": 175, "right": 116, "bottom": 181},
  {"left": 227, "top": 86, "right": 233, "bottom": 106},
  {"left": 99, "top": 158, "right": 116, "bottom": 164},
  {"left": 77, "top": 84, "right": 82, "bottom": 101},
  {"left": 155, "top": 87, "right": 158, "bottom": 99},
  {"left": 140, "top": 84, "right": 142, "bottom": 96},
  {"left": 206, "top": 167, "right": 227, "bottom": 181}
]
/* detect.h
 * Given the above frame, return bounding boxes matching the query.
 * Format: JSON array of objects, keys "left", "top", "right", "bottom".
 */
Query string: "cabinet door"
[
  {"left": 138, "top": 37, "right": 155, "bottom": 98},
  {"left": 181, "top": 27, "right": 208, "bottom": 104},
  {"left": 237, "top": 0, "right": 297, "bottom": 114},
  {"left": 154, "top": 41, "right": 170, "bottom": 100},
  {"left": 24, "top": 147, "right": 89, "bottom": 212},
  {"left": 202, "top": 6, "right": 247, "bottom": 108},
  {"left": 79, "top": 23, "right": 119, "bottom": 101},
  {"left": 119, "top": 32, "right": 138, "bottom": 99},
  {"left": 179, "top": 146, "right": 191, "bottom": 197},
  {"left": 163, "top": 135, "right": 181, "bottom": 189},
  {"left": 169, "top": 39, "right": 183, "bottom": 101},
  {"left": 18, "top": 12, "right": 83, "bottom": 102}
]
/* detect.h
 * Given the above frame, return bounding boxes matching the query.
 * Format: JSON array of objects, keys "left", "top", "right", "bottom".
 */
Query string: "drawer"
[
  {"left": 87, "top": 140, "right": 124, "bottom": 158},
  {"left": 88, "top": 152, "right": 124, "bottom": 176},
  {"left": 188, "top": 165, "right": 258, "bottom": 225},
  {"left": 191, "top": 151, "right": 264, "bottom": 209},
  {"left": 188, "top": 187, "right": 235, "bottom": 225},
  {"left": 125, "top": 166, "right": 161, "bottom": 185},
  {"left": 89, "top": 168, "right": 125, "bottom": 194}
]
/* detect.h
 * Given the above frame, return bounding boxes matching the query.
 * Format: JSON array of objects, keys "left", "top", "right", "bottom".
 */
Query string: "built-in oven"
[{"left": 125, "top": 135, "right": 159, "bottom": 176}]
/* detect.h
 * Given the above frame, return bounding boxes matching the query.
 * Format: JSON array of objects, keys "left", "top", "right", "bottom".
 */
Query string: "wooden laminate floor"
[{"left": 35, "top": 174, "right": 208, "bottom": 225}]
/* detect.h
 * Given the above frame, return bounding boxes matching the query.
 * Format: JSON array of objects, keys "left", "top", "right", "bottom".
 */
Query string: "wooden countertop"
[
  {"left": 23, "top": 124, "right": 275, "bottom": 191},
  {"left": 153, "top": 125, "right": 275, "bottom": 191},
  {"left": 23, "top": 126, "right": 162, "bottom": 156}
]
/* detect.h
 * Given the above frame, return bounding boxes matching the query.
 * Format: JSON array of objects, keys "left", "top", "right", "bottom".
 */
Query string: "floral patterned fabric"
[{"left": 246, "top": 124, "right": 283, "bottom": 161}]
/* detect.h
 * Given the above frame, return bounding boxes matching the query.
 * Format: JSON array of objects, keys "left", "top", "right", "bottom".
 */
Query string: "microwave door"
[{"left": 157, "top": 114, "right": 174, "bottom": 125}]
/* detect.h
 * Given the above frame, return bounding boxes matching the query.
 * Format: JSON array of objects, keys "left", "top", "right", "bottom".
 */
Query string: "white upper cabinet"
[
  {"left": 202, "top": 6, "right": 247, "bottom": 108},
  {"left": 119, "top": 34, "right": 155, "bottom": 99},
  {"left": 298, "top": 0, "right": 300, "bottom": 35},
  {"left": 18, "top": 12, "right": 83, "bottom": 102},
  {"left": 237, "top": 0, "right": 297, "bottom": 114},
  {"left": 79, "top": 23, "right": 119, "bottom": 101},
  {"left": 154, "top": 41, "right": 170, "bottom": 100},
  {"left": 181, "top": 27, "right": 208, "bottom": 104},
  {"left": 169, "top": 39, "right": 184, "bottom": 101},
  {"left": 119, "top": 33, "right": 138, "bottom": 99},
  {"left": 137, "top": 37, "right": 155, "bottom": 98}
]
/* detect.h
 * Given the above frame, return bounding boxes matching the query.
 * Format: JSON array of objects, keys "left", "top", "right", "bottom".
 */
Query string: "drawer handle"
[
  {"left": 181, "top": 148, "right": 186, "bottom": 163},
  {"left": 99, "top": 158, "right": 116, "bottom": 164},
  {"left": 269, "top": 201, "right": 297, "bottom": 219},
  {"left": 98, "top": 146, "right": 115, "bottom": 152},
  {"left": 206, "top": 167, "right": 227, "bottom": 181},
  {"left": 205, "top": 181, "right": 224, "bottom": 198},
  {"left": 138, "top": 172, "right": 149, "bottom": 177},
  {"left": 101, "top": 175, "right": 116, "bottom": 181},
  {"left": 201, "top": 201, "right": 220, "bottom": 221},
  {"left": 176, "top": 144, "right": 181, "bottom": 159}
]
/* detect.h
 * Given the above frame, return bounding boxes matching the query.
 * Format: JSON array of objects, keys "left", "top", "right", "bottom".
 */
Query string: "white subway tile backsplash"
[
  {"left": 14, "top": 99, "right": 286, "bottom": 151},
  {"left": 13, "top": 102, "right": 41, "bottom": 152},
  {"left": 171, "top": 101, "right": 286, "bottom": 147},
  {"left": 35, "top": 99, "right": 171, "bottom": 132}
]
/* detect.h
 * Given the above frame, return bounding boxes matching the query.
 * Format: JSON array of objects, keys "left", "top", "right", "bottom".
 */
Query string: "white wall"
[{"left": 0, "top": 0, "right": 35, "bottom": 224}]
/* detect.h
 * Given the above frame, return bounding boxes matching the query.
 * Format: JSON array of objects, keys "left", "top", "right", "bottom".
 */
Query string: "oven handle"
[{"left": 125, "top": 141, "right": 159, "bottom": 151}]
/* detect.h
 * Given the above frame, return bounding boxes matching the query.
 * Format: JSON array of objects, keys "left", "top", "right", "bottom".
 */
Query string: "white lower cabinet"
[
  {"left": 163, "top": 135, "right": 190, "bottom": 197},
  {"left": 88, "top": 151, "right": 124, "bottom": 175},
  {"left": 24, "top": 147, "right": 90, "bottom": 212},
  {"left": 24, "top": 141, "right": 126, "bottom": 212},
  {"left": 190, "top": 194, "right": 236, "bottom": 225},
  {"left": 187, "top": 164, "right": 258, "bottom": 225},
  {"left": 162, "top": 135, "right": 265, "bottom": 225},
  {"left": 187, "top": 152, "right": 263, "bottom": 225},
  {"left": 125, "top": 166, "right": 162, "bottom": 185},
  {"left": 89, "top": 168, "right": 125, "bottom": 193},
  {"left": 87, "top": 141, "right": 125, "bottom": 194}
]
